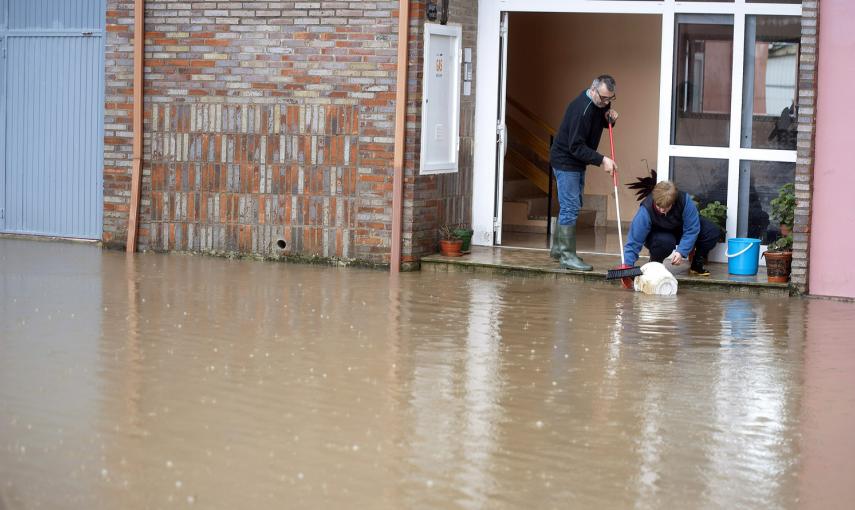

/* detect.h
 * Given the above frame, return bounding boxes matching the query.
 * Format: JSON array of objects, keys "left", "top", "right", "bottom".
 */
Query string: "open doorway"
[
  {"left": 473, "top": 2, "right": 802, "bottom": 263},
  {"left": 498, "top": 12, "right": 662, "bottom": 254}
]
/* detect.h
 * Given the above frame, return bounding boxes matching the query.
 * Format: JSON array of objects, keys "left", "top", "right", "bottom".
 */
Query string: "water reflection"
[
  {"left": 708, "top": 297, "right": 799, "bottom": 508},
  {"left": 2, "top": 238, "right": 855, "bottom": 509},
  {"left": 0, "top": 239, "right": 103, "bottom": 508},
  {"left": 459, "top": 279, "right": 504, "bottom": 507},
  {"left": 798, "top": 299, "right": 855, "bottom": 509}
]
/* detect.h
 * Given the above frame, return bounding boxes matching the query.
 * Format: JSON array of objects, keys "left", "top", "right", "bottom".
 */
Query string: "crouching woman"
[{"left": 622, "top": 181, "right": 721, "bottom": 276}]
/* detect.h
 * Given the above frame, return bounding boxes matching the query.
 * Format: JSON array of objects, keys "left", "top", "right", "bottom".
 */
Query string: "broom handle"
[{"left": 607, "top": 121, "right": 626, "bottom": 266}]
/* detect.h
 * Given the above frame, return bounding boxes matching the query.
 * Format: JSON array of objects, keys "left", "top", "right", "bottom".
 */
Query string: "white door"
[{"left": 493, "top": 12, "right": 509, "bottom": 245}]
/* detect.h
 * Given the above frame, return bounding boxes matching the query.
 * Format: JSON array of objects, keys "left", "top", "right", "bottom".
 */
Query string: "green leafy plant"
[
  {"left": 767, "top": 233, "right": 793, "bottom": 252},
  {"left": 699, "top": 200, "right": 727, "bottom": 240},
  {"left": 452, "top": 225, "right": 473, "bottom": 237},
  {"left": 770, "top": 182, "right": 795, "bottom": 228},
  {"left": 452, "top": 225, "right": 474, "bottom": 253},
  {"left": 699, "top": 201, "right": 727, "bottom": 229}
]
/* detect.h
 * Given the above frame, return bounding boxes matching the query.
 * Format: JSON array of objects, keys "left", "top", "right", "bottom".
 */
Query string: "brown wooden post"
[
  {"left": 391, "top": 0, "right": 410, "bottom": 273},
  {"left": 126, "top": 0, "right": 145, "bottom": 253}
]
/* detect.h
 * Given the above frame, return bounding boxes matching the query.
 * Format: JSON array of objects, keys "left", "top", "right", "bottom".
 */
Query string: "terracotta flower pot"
[
  {"left": 762, "top": 250, "right": 792, "bottom": 283},
  {"left": 439, "top": 239, "right": 463, "bottom": 257}
]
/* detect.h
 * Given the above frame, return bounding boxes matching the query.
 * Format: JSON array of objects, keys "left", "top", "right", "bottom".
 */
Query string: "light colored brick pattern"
[
  {"left": 148, "top": 103, "right": 359, "bottom": 256},
  {"left": 104, "top": 0, "right": 410, "bottom": 264},
  {"left": 794, "top": 0, "right": 818, "bottom": 293}
]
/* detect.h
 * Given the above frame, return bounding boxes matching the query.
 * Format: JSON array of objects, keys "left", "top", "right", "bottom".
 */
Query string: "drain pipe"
[
  {"left": 126, "top": 0, "right": 145, "bottom": 252},
  {"left": 391, "top": 0, "right": 409, "bottom": 273}
]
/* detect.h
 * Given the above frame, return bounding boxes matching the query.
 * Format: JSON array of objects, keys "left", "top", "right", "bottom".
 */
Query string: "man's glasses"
[{"left": 596, "top": 89, "right": 616, "bottom": 103}]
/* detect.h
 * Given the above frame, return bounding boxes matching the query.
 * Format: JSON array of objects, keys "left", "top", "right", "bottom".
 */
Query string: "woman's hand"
[{"left": 669, "top": 251, "right": 684, "bottom": 266}]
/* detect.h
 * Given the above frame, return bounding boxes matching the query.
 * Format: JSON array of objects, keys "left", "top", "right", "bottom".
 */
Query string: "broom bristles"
[{"left": 606, "top": 266, "right": 644, "bottom": 280}]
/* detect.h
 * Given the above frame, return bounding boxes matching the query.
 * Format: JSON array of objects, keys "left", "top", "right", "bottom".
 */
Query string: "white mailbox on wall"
[{"left": 420, "top": 23, "right": 462, "bottom": 175}]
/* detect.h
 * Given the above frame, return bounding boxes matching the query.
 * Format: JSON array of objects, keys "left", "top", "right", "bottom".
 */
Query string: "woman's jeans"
[{"left": 552, "top": 168, "right": 585, "bottom": 226}]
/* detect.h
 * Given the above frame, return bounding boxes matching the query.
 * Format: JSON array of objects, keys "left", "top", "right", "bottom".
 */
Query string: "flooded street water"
[{"left": 1, "top": 238, "right": 854, "bottom": 509}]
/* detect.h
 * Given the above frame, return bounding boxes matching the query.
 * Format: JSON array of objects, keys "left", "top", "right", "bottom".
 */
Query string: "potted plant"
[
  {"left": 770, "top": 182, "right": 795, "bottom": 237},
  {"left": 762, "top": 233, "right": 792, "bottom": 283},
  {"left": 452, "top": 224, "right": 474, "bottom": 254},
  {"left": 438, "top": 224, "right": 464, "bottom": 257},
  {"left": 698, "top": 200, "right": 727, "bottom": 241}
]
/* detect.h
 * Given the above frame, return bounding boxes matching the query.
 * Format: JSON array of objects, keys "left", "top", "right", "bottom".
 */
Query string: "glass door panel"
[
  {"left": 671, "top": 15, "right": 734, "bottom": 147},
  {"left": 670, "top": 156, "right": 729, "bottom": 210},
  {"left": 737, "top": 160, "right": 795, "bottom": 241},
  {"left": 741, "top": 15, "right": 800, "bottom": 150}
]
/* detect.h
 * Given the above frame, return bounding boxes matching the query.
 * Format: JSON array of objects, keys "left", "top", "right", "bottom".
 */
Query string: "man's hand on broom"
[{"left": 602, "top": 157, "right": 617, "bottom": 177}]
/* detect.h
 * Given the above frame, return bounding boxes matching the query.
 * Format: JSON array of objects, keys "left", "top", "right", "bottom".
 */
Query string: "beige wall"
[{"left": 507, "top": 13, "right": 661, "bottom": 221}]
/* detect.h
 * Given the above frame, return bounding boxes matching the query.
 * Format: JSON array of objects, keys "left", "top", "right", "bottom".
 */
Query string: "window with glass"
[
  {"left": 670, "top": 157, "right": 729, "bottom": 211},
  {"left": 737, "top": 160, "right": 795, "bottom": 241},
  {"left": 671, "top": 16, "right": 734, "bottom": 147},
  {"left": 741, "top": 16, "right": 800, "bottom": 150}
]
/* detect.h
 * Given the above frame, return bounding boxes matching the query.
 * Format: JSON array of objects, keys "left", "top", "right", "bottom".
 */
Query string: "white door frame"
[
  {"left": 494, "top": 12, "right": 509, "bottom": 244},
  {"left": 473, "top": 0, "right": 801, "bottom": 250}
]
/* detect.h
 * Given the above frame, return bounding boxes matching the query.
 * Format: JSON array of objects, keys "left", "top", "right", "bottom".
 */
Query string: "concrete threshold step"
[{"left": 420, "top": 246, "right": 792, "bottom": 297}]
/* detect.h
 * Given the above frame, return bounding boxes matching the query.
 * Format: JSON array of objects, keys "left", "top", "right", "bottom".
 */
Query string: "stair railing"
[{"left": 505, "top": 97, "right": 558, "bottom": 241}]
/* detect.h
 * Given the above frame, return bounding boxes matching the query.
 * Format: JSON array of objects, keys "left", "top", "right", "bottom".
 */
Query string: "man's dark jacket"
[{"left": 549, "top": 90, "right": 610, "bottom": 172}]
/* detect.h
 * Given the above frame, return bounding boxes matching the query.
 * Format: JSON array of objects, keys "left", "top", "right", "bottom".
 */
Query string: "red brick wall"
[
  {"left": 103, "top": 2, "right": 136, "bottom": 248},
  {"left": 403, "top": 1, "right": 476, "bottom": 268},
  {"left": 103, "top": 0, "right": 477, "bottom": 266}
]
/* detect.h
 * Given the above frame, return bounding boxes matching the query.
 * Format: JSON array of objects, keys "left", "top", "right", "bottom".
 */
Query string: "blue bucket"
[{"left": 726, "top": 238, "right": 761, "bottom": 275}]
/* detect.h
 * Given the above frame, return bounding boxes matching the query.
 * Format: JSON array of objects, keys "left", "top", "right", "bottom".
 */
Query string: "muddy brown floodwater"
[{"left": 1, "top": 238, "right": 854, "bottom": 509}]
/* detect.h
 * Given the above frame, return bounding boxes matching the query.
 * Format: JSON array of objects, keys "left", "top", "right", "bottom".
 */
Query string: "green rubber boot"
[
  {"left": 550, "top": 225, "right": 564, "bottom": 260},
  {"left": 558, "top": 225, "right": 593, "bottom": 271}
]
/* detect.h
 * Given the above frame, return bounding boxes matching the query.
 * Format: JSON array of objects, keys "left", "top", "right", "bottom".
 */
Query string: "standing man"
[
  {"left": 622, "top": 181, "right": 721, "bottom": 276},
  {"left": 549, "top": 75, "right": 619, "bottom": 271}
]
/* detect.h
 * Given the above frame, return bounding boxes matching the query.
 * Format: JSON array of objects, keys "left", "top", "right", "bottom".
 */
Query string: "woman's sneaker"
[{"left": 689, "top": 256, "right": 711, "bottom": 276}]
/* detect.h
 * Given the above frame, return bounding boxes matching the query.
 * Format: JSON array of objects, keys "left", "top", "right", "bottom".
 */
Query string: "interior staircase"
[
  {"left": 502, "top": 98, "right": 605, "bottom": 236},
  {"left": 502, "top": 99, "right": 554, "bottom": 235}
]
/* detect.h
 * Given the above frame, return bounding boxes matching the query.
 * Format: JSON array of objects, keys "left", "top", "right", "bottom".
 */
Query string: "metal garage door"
[{"left": 0, "top": 0, "right": 104, "bottom": 239}]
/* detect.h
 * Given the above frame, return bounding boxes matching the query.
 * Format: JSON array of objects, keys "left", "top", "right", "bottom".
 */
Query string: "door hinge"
[
  {"left": 493, "top": 217, "right": 500, "bottom": 230},
  {"left": 0, "top": 208, "right": 4, "bottom": 220},
  {"left": 496, "top": 121, "right": 505, "bottom": 143}
]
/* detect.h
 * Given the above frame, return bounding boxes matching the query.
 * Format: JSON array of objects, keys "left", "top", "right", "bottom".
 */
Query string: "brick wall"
[
  {"left": 402, "top": 0, "right": 477, "bottom": 268},
  {"left": 794, "top": 0, "right": 819, "bottom": 293},
  {"left": 104, "top": 1, "right": 477, "bottom": 267},
  {"left": 103, "top": 2, "right": 136, "bottom": 248}
]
